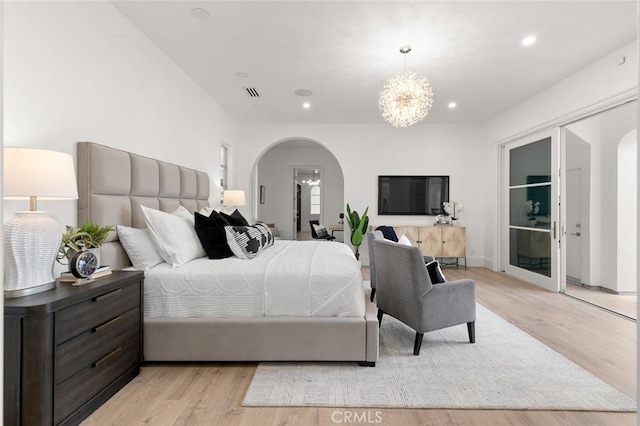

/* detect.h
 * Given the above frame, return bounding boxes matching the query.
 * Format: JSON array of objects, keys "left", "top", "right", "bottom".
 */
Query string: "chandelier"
[
  {"left": 302, "top": 170, "right": 321, "bottom": 186},
  {"left": 378, "top": 46, "right": 434, "bottom": 128}
]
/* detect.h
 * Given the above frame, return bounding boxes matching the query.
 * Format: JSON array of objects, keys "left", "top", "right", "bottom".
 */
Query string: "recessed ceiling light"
[
  {"left": 448, "top": 102, "right": 457, "bottom": 109},
  {"left": 302, "top": 102, "right": 311, "bottom": 109},
  {"left": 522, "top": 35, "right": 536, "bottom": 46},
  {"left": 236, "top": 72, "right": 248, "bottom": 79},
  {"left": 295, "top": 89, "right": 314, "bottom": 97}
]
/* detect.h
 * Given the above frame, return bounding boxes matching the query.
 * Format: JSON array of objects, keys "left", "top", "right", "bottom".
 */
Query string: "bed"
[{"left": 77, "top": 142, "right": 378, "bottom": 365}]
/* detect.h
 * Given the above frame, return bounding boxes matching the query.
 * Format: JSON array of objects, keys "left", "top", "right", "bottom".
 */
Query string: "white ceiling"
[{"left": 113, "top": 1, "right": 637, "bottom": 125}]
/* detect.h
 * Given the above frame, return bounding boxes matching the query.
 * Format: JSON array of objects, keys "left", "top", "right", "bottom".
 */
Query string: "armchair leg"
[
  {"left": 377, "top": 309, "right": 384, "bottom": 327},
  {"left": 370, "top": 288, "right": 376, "bottom": 302},
  {"left": 467, "top": 321, "right": 476, "bottom": 343},
  {"left": 413, "top": 332, "right": 424, "bottom": 355}
]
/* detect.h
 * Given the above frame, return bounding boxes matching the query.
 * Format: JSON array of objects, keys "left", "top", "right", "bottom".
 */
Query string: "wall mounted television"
[{"left": 378, "top": 175, "right": 450, "bottom": 216}]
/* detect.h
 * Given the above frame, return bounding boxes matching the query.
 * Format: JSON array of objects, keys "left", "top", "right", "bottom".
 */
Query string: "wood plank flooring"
[{"left": 83, "top": 267, "right": 637, "bottom": 425}]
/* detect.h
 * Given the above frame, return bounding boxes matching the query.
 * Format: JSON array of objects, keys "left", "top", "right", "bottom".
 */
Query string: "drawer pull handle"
[
  {"left": 94, "top": 288, "right": 122, "bottom": 302},
  {"left": 93, "top": 315, "right": 122, "bottom": 333},
  {"left": 92, "top": 347, "right": 122, "bottom": 368}
]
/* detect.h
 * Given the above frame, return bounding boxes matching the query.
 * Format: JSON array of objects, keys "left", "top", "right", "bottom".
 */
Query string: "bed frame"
[{"left": 77, "top": 142, "right": 378, "bottom": 365}]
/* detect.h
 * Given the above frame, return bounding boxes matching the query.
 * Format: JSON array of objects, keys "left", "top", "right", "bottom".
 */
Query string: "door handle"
[{"left": 570, "top": 232, "right": 581, "bottom": 237}]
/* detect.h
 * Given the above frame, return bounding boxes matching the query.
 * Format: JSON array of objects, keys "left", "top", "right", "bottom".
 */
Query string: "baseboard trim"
[{"left": 567, "top": 282, "right": 636, "bottom": 295}]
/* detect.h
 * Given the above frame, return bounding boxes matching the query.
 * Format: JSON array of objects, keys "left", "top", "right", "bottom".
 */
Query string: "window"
[
  {"left": 310, "top": 186, "right": 320, "bottom": 214},
  {"left": 220, "top": 144, "right": 228, "bottom": 202}
]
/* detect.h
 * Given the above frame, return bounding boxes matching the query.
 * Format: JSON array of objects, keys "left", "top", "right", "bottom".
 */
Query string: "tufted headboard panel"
[{"left": 77, "top": 142, "right": 210, "bottom": 270}]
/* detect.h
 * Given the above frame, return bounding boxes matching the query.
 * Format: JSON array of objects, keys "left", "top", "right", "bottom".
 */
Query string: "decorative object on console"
[
  {"left": 338, "top": 213, "right": 345, "bottom": 225},
  {"left": 378, "top": 45, "right": 434, "bottom": 128},
  {"left": 3, "top": 147, "right": 78, "bottom": 298},
  {"left": 346, "top": 204, "right": 369, "bottom": 260},
  {"left": 526, "top": 199, "right": 540, "bottom": 223},
  {"left": 443, "top": 201, "right": 463, "bottom": 222}
]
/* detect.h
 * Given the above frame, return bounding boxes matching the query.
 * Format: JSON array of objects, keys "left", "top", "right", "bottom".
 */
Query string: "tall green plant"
[{"left": 346, "top": 204, "right": 369, "bottom": 260}]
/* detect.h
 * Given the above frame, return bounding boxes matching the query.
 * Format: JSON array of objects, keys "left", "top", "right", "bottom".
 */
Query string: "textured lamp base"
[
  {"left": 5, "top": 281, "right": 57, "bottom": 299},
  {"left": 4, "top": 211, "right": 61, "bottom": 297}
]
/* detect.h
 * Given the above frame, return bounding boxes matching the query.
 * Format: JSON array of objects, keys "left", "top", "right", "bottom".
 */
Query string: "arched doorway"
[{"left": 252, "top": 138, "right": 345, "bottom": 240}]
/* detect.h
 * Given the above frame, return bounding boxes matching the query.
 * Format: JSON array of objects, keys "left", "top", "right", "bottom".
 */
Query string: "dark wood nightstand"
[{"left": 4, "top": 271, "right": 144, "bottom": 425}]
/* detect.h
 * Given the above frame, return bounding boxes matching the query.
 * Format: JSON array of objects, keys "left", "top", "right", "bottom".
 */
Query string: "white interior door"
[
  {"left": 565, "top": 169, "right": 582, "bottom": 283},
  {"left": 502, "top": 129, "right": 560, "bottom": 292}
]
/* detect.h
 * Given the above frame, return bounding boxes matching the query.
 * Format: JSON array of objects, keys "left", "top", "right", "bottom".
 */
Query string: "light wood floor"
[
  {"left": 564, "top": 283, "right": 637, "bottom": 319},
  {"left": 83, "top": 267, "right": 637, "bottom": 425}
]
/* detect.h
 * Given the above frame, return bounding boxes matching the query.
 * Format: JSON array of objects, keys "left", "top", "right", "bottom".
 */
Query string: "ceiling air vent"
[{"left": 245, "top": 87, "right": 260, "bottom": 98}]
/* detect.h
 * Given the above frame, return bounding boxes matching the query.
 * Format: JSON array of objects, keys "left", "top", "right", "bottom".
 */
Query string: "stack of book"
[{"left": 60, "top": 265, "right": 112, "bottom": 283}]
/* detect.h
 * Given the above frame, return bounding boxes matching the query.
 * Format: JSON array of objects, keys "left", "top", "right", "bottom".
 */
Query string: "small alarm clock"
[{"left": 69, "top": 250, "right": 98, "bottom": 278}]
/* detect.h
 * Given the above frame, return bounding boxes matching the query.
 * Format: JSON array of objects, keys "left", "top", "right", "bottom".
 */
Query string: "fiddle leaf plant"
[
  {"left": 57, "top": 221, "right": 114, "bottom": 264},
  {"left": 346, "top": 204, "right": 369, "bottom": 260}
]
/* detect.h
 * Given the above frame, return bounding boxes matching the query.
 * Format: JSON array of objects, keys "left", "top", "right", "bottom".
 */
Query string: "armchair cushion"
[{"left": 425, "top": 260, "right": 446, "bottom": 284}]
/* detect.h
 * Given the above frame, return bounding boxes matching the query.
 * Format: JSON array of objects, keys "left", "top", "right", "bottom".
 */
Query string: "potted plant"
[
  {"left": 57, "top": 220, "right": 114, "bottom": 265},
  {"left": 346, "top": 204, "right": 369, "bottom": 260}
]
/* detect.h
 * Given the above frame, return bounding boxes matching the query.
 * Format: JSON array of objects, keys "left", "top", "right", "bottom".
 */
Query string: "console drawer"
[
  {"left": 56, "top": 283, "right": 140, "bottom": 344},
  {"left": 54, "top": 336, "right": 140, "bottom": 424},
  {"left": 56, "top": 306, "right": 140, "bottom": 384}
]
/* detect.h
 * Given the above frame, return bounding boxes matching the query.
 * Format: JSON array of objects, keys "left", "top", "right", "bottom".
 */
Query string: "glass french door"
[{"left": 502, "top": 129, "right": 560, "bottom": 292}]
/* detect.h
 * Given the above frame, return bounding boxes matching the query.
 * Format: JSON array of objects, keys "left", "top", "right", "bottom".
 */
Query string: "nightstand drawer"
[
  {"left": 56, "top": 307, "right": 140, "bottom": 384},
  {"left": 56, "top": 283, "right": 140, "bottom": 344},
  {"left": 54, "top": 336, "right": 140, "bottom": 424}
]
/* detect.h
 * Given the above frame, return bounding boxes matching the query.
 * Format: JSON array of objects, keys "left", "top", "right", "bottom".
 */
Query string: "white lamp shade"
[
  {"left": 223, "top": 190, "right": 246, "bottom": 206},
  {"left": 4, "top": 147, "right": 78, "bottom": 200}
]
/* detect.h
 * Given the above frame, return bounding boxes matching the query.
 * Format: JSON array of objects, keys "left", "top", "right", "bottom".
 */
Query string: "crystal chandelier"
[
  {"left": 302, "top": 170, "right": 321, "bottom": 186},
  {"left": 378, "top": 46, "right": 434, "bottom": 128}
]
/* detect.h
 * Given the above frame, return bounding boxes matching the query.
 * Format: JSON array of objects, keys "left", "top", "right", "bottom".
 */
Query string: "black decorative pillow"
[
  {"left": 225, "top": 223, "right": 274, "bottom": 259},
  {"left": 312, "top": 224, "right": 329, "bottom": 238},
  {"left": 425, "top": 260, "right": 447, "bottom": 284},
  {"left": 219, "top": 209, "right": 250, "bottom": 226},
  {"left": 194, "top": 211, "right": 233, "bottom": 259}
]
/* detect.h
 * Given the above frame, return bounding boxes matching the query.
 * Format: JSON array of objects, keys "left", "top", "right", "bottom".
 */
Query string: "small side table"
[{"left": 329, "top": 225, "right": 344, "bottom": 237}]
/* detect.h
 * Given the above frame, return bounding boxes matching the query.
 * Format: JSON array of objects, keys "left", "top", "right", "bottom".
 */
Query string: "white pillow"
[
  {"left": 398, "top": 234, "right": 412, "bottom": 246},
  {"left": 199, "top": 206, "right": 214, "bottom": 216},
  {"left": 174, "top": 205, "right": 194, "bottom": 222},
  {"left": 116, "top": 225, "right": 165, "bottom": 270},
  {"left": 140, "top": 205, "right": 206, "bottom": 267}
]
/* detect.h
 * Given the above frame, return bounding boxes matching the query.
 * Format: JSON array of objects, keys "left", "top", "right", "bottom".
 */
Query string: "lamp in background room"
[
  {"left": 3, "top": 147, "right": 78, "bottom": 298},
  {"left": 378, "top": 45, "right": 434, "bottom": 128},
  {"left": 222, "top": 190, "right": 246, "bottom": 209}
]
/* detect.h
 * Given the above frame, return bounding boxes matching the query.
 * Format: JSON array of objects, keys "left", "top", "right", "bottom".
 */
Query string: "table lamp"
[
  {"left": 222, "top": 190, "right": 246, "bottom": 208},
  {"left": 4, "top": 147, "right": 78, "bottom": 298}
]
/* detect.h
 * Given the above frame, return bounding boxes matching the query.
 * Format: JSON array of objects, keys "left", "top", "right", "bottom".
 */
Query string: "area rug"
[{"left": 243, "top": 304, "right": 636, "bottom": 411}]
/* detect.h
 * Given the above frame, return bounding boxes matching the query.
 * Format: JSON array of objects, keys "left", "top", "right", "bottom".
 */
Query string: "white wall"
[
  {"left": 3, "top": 1, "right": 238, "bottom": 231},
  {"left": 618, "top": 130, "right": 637, "bottom": 292},
  {"left": 486, "top": 41, "right": 638, "bottom": 273},
  {"left": 255, "top": 141, "right": 344, "bottom": 240},
  {"left": 565, "top": 129, "right": 591, "bottom": 286},
  {"left": 239, "top": 123, "right": 489, "bottom": 266}
]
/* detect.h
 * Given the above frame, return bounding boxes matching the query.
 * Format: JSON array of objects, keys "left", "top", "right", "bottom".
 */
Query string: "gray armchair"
[
  {"left": 366, "top": 230, "right": 384, "bottom": 302},
  {"left": 367, "top": 230, "right": 435, "bottom": 302},
  {"left": 372, "top": 239, "right": 476, "bottom": 355}
]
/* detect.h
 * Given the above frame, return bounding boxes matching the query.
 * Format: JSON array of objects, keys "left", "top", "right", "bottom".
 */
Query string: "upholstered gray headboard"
[{"left": 77, "top": 142, "right": 210, "bottom": 270}]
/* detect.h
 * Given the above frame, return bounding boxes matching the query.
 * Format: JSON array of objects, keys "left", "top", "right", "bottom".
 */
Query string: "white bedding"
[{"left": 143, "top": 240, "right": 366, "bottom": 318}]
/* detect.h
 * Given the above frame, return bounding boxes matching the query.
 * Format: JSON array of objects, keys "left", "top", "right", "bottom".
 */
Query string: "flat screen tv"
[{"left": 378, "top": 175, "right": 449, "bottom": 216}]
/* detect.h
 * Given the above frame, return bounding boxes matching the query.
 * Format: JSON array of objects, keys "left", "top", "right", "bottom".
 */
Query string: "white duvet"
[{"left": 143, "top": 240, "right": 366, "bottom": 318}]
